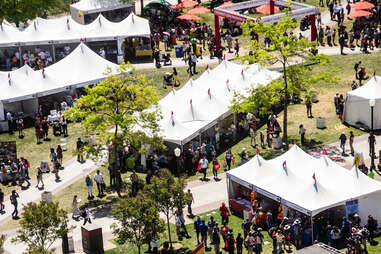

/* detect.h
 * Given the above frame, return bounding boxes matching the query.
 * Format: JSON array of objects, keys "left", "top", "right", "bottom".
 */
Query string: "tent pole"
[
  {"left": 52, "top": 44, "right": 56, "bottom": 63},
  {"left": 311, "top": 215, "right": 314, "bottom": 245},
  {"left": 18, "top": 46, "right": 22, "bottom": 67}
]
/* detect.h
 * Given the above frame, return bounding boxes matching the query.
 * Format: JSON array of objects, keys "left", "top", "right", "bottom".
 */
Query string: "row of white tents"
[
  {"left": 157, "top": 61, "right": 281, "bottom": 145},
  {"left": 0, "top": 12, "right": 150, "bottom": 47},
  {"left": 227, "top": 145, "right": 381, "bottom": 223},
  {"left": 0, "top": 43, "right": 118, "bottom": 120}
]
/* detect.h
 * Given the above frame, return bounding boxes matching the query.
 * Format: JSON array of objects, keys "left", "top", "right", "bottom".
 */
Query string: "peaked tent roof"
[
  {"left": 0, "top": 43, "right": 118, "bottom": 103},
  {"left": 70, "top": 0, "right": 132, "bottom": 14},
  {"left": 0, "top": 13, "right": 150, "bottom": 47},
  {"left": 157, "top": 61, "right": 281, "bottom": 145},
  {"left": 227, "top": 145, "right": 381, "bottom": 216},
  {"left": 347, "top": 75, "right": 381, "bottom": 100}
]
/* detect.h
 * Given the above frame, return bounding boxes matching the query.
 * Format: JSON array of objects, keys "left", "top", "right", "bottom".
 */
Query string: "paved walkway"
[{"left": 4, "top": 131, "right": 381, "bottom": 253}]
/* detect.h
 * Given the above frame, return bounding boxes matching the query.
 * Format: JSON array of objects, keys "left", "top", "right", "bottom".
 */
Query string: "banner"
[
  {"left": 346, "top": 200, "right": 359, "bottom": 218},
  {"left": 192, "top": 242, "right": 205, "bottom": 254}
]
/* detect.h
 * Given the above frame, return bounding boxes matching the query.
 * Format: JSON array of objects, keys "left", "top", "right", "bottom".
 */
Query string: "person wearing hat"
[
  {"left": 293, "top": 219, "right": 302, "bottom": 249},
  {"left": 283, "top": 225, "right": 292, "bottom": 252},
  {"left": 275, "top": 229, "right": 285, "bottom": 254}
]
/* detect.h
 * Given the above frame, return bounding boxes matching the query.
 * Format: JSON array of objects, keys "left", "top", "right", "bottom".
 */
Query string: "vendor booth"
[
  {"left": 0, "top": 13, "right": 151, "bottom": 68},
  {"left": 343, "top": 75, "right": 381, "bottom": 130},
  {"left": 70, "top": 0, "right": 135, "bottom": 24},
  {"left": 154, "top": 60, "right": 281, "bottom": 148},
  {"left": 226, "top": 145, "right": 381, "bottom": 225},
  {"left": 0, "top": 43, "right": 118, "bottom": 131}
]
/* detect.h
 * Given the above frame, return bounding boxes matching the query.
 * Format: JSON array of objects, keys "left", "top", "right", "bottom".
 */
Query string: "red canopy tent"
[
  {"left": 177, "top": 13, "right": 201, "bottom": 20},
  {"left": 347, "top": 9, "right": 372, "bottom": 18},
  {"left": 351, "top": 1, "right": 375, "bottom": 10},
  {"left": 187, "top": 6, "right": 210, "bottom": 14},
  {"left": 176, "top": 0, "right": 199, "bottom": 9},
  {"left": 256, "top": 3, "right": 280, "bottom": 14}
]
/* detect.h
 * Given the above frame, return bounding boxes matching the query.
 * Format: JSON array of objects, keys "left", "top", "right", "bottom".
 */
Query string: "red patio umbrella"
[
  {"left": 219, "top": 1, "right": 233, "bottom": 7},
  {"left": 256, "top": 4, "right": 280, "bottom": 14},
  {"left": 177, "top": 13, "right": 201, "bottom": 21},
  {"left": 187, "top": 6, "right": 210, "bottom": 15},
  {"left": 177, "top": 0, "right": 199, "bottom": 9},
  {"left": 347, "top": 9, "right": 372, "bottom": 18},
  {"left": 351, "top": 1, "right": 375, "bottom": 10}
]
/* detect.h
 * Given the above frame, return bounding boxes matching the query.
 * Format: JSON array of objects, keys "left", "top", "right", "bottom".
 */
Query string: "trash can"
[
  {"left": 82, "top": 224, "right": 104, "bottom": 254},
  {"left": 175, "top": 46, "right": 183, "bottom": 58},
  {"left": 41, "top": 191, "right": 52, "bottom": 203},
  {"left": 316, "top": 116, "right": 326, "bottom": 129}
]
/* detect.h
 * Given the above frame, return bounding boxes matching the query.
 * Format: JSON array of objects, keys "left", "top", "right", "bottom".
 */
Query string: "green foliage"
[
  {"left": 66, "top": 62, "right": 163, "bottom": 161},
  {"left": 12, "top": 201, "right": 72, "bottom": 252},
  {"left": 111, "top": 194, "right": 165, "bottom": 254},
  {"left": 143, "top": 170, "right": 191, "bottom": 245},
  {"left": 25, "top": 245, "right": 54, "bottom": 254},
  {"left": 238, "top": 16, "right": 337, "bottom": 142},
  {"left": 0, "top": 0, "right": 64, "bottom": 25}
]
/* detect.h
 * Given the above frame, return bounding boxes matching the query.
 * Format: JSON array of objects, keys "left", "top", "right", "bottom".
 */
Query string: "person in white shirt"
[
  {"left": 6, "top": 112, "right": 13, "bottom": 134},
  {"left": 83, "top": 206, "right": 92, "bottom": 225},
  {"left": 94, "top": 170, "right": 104, "bottom": 197}
]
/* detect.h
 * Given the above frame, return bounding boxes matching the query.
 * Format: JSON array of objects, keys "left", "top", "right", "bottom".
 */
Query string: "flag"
[
  {"left": 256, "top": 148, "right": 260, "bottom": 155},
  {"left": 192, "top": 242, "right": 205, "bottom": 254},
  {"left": 312, "top": 172, "right": 316, "bottom": 182},
  {"left": 189, "top": 73, "right": 192, "bottom": 79},
  {"left": 223, "top": 54, "right": 226, "bottom": 60},
  {"left": 35, "top": 13, "right": 38, "bottom": 18},
  {"left": 190, "top": 99, "right": 192, "bottom": 105},
  {"left": 208, "top": 88, "right": 211, "bottom": 97},
  {"left": 323, "top": 148, "right": 327, "bottom": 155},
  {"left": 205, "top": 64, "right": 209, "bottom": 70},
  {"left": 282, "top": 160, "right": 287, "bottom": 174},
  {"left": 294, "top": 140, "right": 297, "bottom": 145}
]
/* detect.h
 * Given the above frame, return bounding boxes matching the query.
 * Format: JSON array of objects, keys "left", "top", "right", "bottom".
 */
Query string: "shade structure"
[
  {"left": 256, "top": 4, "right": 280, "bottom": 14},
  {"left": 227, "top": 145, "right": 381, "bottom": 223},
  {"left": 351, "top": 1, "right": 375, "bottom": 10},
  {"left": 219, "top": 1, "right": 233, "bottom": 7},
  {"left": 343, "top": 75, "right": 381, "bottom": 130},
  {"left": 70, "top": 0, "right": 130, "bottom": 14},
  {"left": 0, "top": 13, "right": 150, "bottom": 47},
  {"left": 0, "top": 43, "right": 118, "bottom": 104},
  {"left": 347, "top": 10, "right": 372, "bottom": 18},
  {"left": 177, "top": 13, "right": 201, "bottom": 21},
  {"left": 177, "top": 0, "right": 199, "bottom": 8},
  {"left": 153, "top": 61, "right": 281, "bottom": 145},
  {"left": 187, "top": 6, "right": 210, "bottom": 15}
]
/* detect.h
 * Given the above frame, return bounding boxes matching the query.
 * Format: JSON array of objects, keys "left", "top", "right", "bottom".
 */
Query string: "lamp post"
[
  {"left": 369, "top": 99, "right": 375, "bottom": 172},
  {"left": 174, "top": 147, "right": 181, "bottom": 175}
]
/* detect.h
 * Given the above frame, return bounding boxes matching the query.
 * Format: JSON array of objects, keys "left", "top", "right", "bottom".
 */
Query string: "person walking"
[
  {"left": 299, "top": 124, "right": 306, "bottom": 145},
  {"left": 6, "top": 112, "right": 13, "bottom": 135},
  {"left": 10, "top": 190, "right": 19, "bottom": 219},
  {"left": 56, "top": 144, "right": 63, "bottom": 167},
  {"left": 76, "top": 137, "right": 84, "bottom": 162},
  {"left": 94, "top": 170, "right": 105, "bottom": 197},
  {"left": 199, "top": 156, "right": 209, "bottom": 181},
  {"left": 82, "top": 206, "right": 92, "bottom": 225},
  {"left": 219, "top": 202, "right": 230, "bottom": 225},
  {"left": 85, "top": 174, "right": 94, "bottom": 199},
  {"left": 19, "top": 163, "right": 30, "bottom": 188},
  {"left": 306, "top": 98, "right": 313, "bottom": 118},
  {"left": 36, "top": 166, "right": 44, "bottom": 188},
  {"left": 225, "top": 149, "right": 233, "bottom": 171},
  {"left": 187, "top": 189, "right": 194, "bottom": 217},
  {"left": 61, "top": 116, "right": 68, "bottom": 137},
  {"left": 0, "top": 188, "right": 4, "bottom": 213},
  {"left": 194, "top": 216, "right": 202, "bottom": 244},
  {"left": 339, "top": 132, "right": 347, "bottom": 155},
  {"left": 212, "top": 157, "right": 220, "bottom": 180},
  {"left": 72, "top": 195, "right": 81, "bottom": 220},
  {"left": 191, "top": 53, "right": 198, "bottom": 74},
  {"left": 349, "top": 131, "right": 355, "bottom": 156},
  {"left": 234, "top": 39, "right": 240, "bottom": 56},
  {"left": 200, "top": 220, "right": 209, "bottom": 249},
  {"left": 245, "top": 231, "right": 256, "bottom": 254}
]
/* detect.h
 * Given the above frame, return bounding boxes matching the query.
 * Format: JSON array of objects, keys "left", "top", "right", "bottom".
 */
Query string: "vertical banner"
[{"left": 345, "top": 200, "right": 359, "bottom": 218}]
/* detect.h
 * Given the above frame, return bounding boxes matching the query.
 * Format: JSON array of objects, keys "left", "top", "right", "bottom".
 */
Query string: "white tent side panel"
[
  {"left": 0, "top": 101, "right": 4, "bottom": 120},
  {"left": 343, "top": 94, "right": 371, "bottom": 129},
  {"left": 21, "top": 99, "right": 39, "bottom": 116},
  {"left": 358, "top": 191, "right": 381, "bottom": 225}
]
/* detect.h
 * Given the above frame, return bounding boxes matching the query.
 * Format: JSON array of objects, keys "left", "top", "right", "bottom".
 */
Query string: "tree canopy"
[
  {"left": 66, "top": 63, "right": 163, "bottom": 163},
  {"left": 0, "top": 0, "right": 68, "bottom": 25},
  {"left": 111, "top": 194, "right": 165, "bottom": 254},
  {"left": 12, "top": 201, "right": 72, "bottom": 253}
]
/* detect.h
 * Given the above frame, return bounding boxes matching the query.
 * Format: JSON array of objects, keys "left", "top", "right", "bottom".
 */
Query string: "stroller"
[
  {"left": 52, "top": 120, "right": 62, "bottom": 136},
  {"left": 162, "top": 72, "right": 174, "bottom": 88}
]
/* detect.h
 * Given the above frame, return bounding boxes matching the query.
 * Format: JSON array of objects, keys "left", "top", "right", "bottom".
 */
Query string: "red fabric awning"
[{"left": 256, "top": 3, "right": 280, "bottom": 15}]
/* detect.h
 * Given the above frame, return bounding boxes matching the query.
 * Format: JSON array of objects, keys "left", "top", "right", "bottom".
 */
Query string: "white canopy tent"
[
  {"left": 0, "top": 13, "right": 150, "bottom": 47},
  {"left": 343, "top": 76, "right": 381, "bottom": 130},
  {"left": 227, "top": 145, "right": 381, "bottom": 223},
  {"left": 157, "top": 61, "right": 281, "bottom": 145},
  {"left": 0, "top": 43, "right": 118, "bottom": 119}
]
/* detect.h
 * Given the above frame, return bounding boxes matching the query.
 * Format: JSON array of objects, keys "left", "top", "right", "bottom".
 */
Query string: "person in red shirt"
[{"left": 220, "top": 202, "right": 231, "bottom": 225}]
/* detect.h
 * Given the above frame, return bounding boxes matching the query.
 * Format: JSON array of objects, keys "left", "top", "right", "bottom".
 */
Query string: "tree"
[
  {"left": 0, "top": 0, "right": 66, "bottom": 26},
  {"left": 111, "top": 194, "right": 165, "bottom": 254},
  {"left": 66, "top": 63, "right": 163, "bottom": 183},
  {"left": 12, "top": 201, "right": 72, "bottom": 253},
  {"left": 240, "top": 17, "right": 334, "bottom": 144},
  {"left": 143, "top": 170, "right": 191, "bottom": 247}
]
